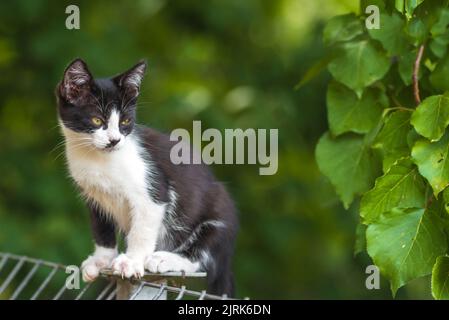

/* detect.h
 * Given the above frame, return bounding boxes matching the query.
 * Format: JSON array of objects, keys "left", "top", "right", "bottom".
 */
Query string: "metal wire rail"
[{"left": 0, "top": 252, "right": 236, "bottom": 300}]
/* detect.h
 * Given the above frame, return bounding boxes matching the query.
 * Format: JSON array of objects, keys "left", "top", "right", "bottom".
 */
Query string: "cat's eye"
[
  {"left": 91, "top": 117, "right": 103, "bottom": 126},
  {"left": 121, "top": 118, "right": 131, "bottom": 126}
]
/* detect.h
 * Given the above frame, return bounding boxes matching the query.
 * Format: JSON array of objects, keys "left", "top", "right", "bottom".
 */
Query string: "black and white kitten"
[{"left": 56, "top": 59, "right": 238, "bottom": 295}]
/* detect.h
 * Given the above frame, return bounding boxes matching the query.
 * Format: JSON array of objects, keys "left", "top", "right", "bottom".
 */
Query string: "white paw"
[
  {"left": 111, "top": 254, "right": 144, "bottom": 279},
  {"left": 81, "top": 246, "right": 117, "bottom": 282},
  {"left": 81, "top": 255, "right": 113, "bottom": 282},
  {"left": 145, "top": 251, "right": 199, "bottom": 273}
]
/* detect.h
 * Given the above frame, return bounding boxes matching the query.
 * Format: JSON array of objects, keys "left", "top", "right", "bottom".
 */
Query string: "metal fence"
[{"left": 0, "top": 252, "right": 237, "bottom": 300}]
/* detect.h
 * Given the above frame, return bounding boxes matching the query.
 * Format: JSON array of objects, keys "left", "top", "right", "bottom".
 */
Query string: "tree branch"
[{"left": 413, "top": 45, "right": 425, "bottom": 106}]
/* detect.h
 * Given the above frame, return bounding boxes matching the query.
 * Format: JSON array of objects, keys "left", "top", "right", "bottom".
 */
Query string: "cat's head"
[{"left": 56, "top": 58, "right": 147, "bottom": 151}]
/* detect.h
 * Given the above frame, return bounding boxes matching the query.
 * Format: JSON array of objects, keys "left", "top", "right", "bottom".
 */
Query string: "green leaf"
[
  {"left": 411, "top": 93, "right": 449, "bottom": 142},
  {"left": 367, "top": 206, "right": 448, "bottom": 295},
  {"left": 405, "top": 0, "right": 425, "bottom": 19},
  {"left": 432, "top": 256, "right": 449, "bottom": 300},
  {"left": 323, "top": 14, "right": 364, "bottom": 46},
  {"left": 431, "top": 23, "right": 449, "bottom": 58},
  {"left": 412, "top": 131, "right": 449, "bottom": 196},
  {"left": 405, "top": 18, "right": 428, "bottom": 46},
  {"left": 430, "top": 54, "right": 449, "bottom": 92},
  {"left": 443, "top": 188, "right": 449, "bottom": 215},
  {"left": 414, "top": 0, "right": 449, "bottom": 30},
  {"left": 431, "top": 8, "right": 449, "bottom": 54},
  {"left": 327, "top": 81, "right": 387, "bottom": 136},
  {"left": 373, "top": 110, "right": 412, "bottom": 172},
  {"left": 398, "top": 50, "right": 417, "bottom": 86},
  {"left": 360, "top": 159, "right": 426, "bottom": 223},
  {"left": 430, "top": 36, "right": 449, "bottom": 59},
  {"left": 407, "top": 128, "right": 421, "bottom": 149},
  {"left": 395, "top": 0, "right": 405, "bottom": 13},
  {"left": 375, "top": 111, "right": 412, "bottom": 151},
  {"left": 368, "top": 13, "right": 410, "bottom": 56},
  {"left": 328, "top": 40, "right": 391, "bottom": 96},
  {"left": 430, "top": 8, "right": 449, "bottom": 37},
  {"left": 316, "top": 132, "right": 382, "bottom": 208}
]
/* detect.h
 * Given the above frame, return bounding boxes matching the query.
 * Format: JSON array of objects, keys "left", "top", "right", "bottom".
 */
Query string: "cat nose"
[{"left": 108, "top": 138, "right": 121, "bottom": 147}]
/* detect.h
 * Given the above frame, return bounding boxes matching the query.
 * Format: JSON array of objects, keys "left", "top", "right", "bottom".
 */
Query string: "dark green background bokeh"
[{"left": 0, "top": 0, "right": 431, "bottom": 299}]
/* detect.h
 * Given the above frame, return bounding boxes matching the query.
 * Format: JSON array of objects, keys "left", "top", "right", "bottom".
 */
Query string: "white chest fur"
[{"left": 63, "top": 129, "right": 160, "bottom": 233}]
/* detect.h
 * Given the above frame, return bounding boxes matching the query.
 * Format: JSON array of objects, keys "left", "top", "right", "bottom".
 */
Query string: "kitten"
[{"left": 56, "top": 59, "right": 238, "bottom": 295}]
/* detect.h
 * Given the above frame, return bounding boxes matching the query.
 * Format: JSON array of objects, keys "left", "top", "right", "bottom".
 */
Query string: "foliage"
[
  {"left": 315, "top": 0, "right": 449, "bottom": 298},
  {"left": 2, "top": 0, "right": 394, "bottom": 300}
]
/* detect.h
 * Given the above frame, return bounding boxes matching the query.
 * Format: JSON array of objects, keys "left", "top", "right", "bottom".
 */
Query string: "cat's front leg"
[
  {"left": 111, "top": 201, "right": 165, "bottom": 278},
  {"left": 82, "top": 205, "right": 117, "bottom": 282},
  {"left": 82, "top": 246, "right": 118, "bottom": 282},
  {"left": 145, "top": 251, "right": 200, "bottom": 273}
]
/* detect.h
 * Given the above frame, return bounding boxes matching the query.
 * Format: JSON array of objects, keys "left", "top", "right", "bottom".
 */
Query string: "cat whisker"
[
  {"left": 87, "top": 91, "right": 104, "bottom": 114},
  {"left": 100, "top": 87, "right": 106, "bottom": 113},
  {"left": 50, "top": 135, "right": 91, "bottom": 155},
  {"left": 53, "top": 140, "right": 95, "bottom": 161},
  {"left": 104, "top": 100, "right": 114, "bottom": 111},
  {"left": 120, "top": 92, "right": 126, "bottom": 112},
  {"left": 48, "top": 123, "right": 63, "bottom": 132},
  {"left": 49, "top": 141, "right": 67, "bottom": 155}
]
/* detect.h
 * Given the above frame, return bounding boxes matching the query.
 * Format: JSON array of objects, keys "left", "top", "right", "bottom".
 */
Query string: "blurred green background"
[{"left": 0, "top": 0, "right": 432, "bottom": 299}]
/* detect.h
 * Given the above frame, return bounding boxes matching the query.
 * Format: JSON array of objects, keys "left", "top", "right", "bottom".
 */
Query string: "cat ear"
[
  {"left": 60, "top": 58, "right": 93, "bottom": 104},
  {"left": 114, "top": 60, "right": 147, "bottom": 98}
]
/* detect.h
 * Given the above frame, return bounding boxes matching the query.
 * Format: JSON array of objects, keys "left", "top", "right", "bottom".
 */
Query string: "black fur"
[
  {"left": 56, "top": 59, "right": 238, "bottom": 296},
  {"left": 136, "top": 126, "right": 238, "bottom": 295},
  {"left": 88, "top": 202, "right": 117, "bottom": 248}
]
